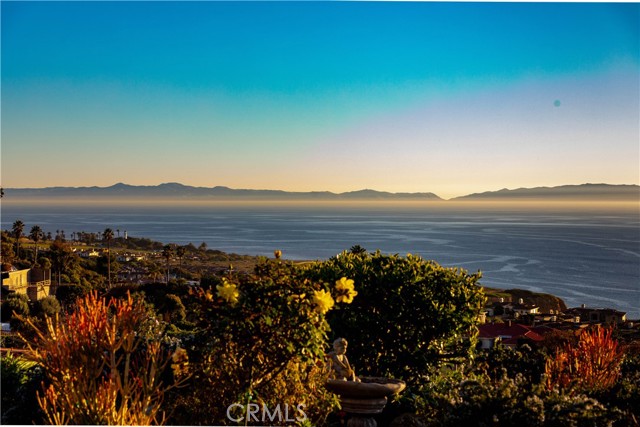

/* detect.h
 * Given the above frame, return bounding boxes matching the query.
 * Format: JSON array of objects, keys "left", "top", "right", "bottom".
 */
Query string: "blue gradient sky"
[{"left": 2, "top": 2, "right": 638, "bottom": 198}]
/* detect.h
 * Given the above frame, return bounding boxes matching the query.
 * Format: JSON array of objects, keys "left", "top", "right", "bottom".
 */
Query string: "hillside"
[
  {"left": 3, "top": 183, "right": 442, "bottom": 201},
  {"left": 484, "top": 287, "right": 567, "bottom": 313},
  {"left": 452, "top": 183, "right": 639, "bottom": 202}
]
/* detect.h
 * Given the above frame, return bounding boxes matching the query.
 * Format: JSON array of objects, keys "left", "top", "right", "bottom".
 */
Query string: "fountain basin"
[
  {"left": 326, "top": 377, "right": 406, "bottom": 415},
  {"left": 326, "top": 377, "right": 406, "bottom": 399}
]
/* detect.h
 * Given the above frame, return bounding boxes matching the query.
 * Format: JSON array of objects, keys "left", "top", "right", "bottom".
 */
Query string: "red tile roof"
[{"left": 478, "top": 323, "right": 544, "bottom": 342}]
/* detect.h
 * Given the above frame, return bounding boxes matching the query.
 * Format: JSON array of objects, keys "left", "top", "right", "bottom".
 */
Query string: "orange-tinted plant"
[
  {"left": 19, "top": 291, "right": 188, "bottom": 425},
  {"left": 545, "top": 325, "right": 623, "bottom": 393}
]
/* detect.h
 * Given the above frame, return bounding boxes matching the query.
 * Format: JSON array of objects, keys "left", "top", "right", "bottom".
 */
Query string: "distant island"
[
  {"left": 2, "top": 182, "right": 638, "bottom": 202},
  {"left": 451, "top": 183, "right": 640, "bottom": 202}
]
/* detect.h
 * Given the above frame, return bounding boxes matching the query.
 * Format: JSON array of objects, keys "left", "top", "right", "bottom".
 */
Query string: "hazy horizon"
[{"left": 2, "top": 2, "right": 638, "bottom": 199}]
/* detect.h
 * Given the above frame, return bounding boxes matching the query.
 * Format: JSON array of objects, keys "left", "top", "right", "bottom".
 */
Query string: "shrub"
[
  {"left": 596, "top": 346, "right": 640, "bottom": 426},
  {"left": 167, "top": 258, "right": 340, "bottom": 425},
  {"left": 545, "top": 326, "right": 623, "bottom": 394},
  {"left": 303, "top": 251, "right": 486, "bottom": 385},
  {"left": 0, "top": 352, "right": 44, "bottom": 424},
  {"left": 35, "top": 296, "right": 61, "bottom": 318},
  {"left": 477, "top": 345, "right": 547, "bottom": 385},
  {"left": 412, "top": 355, "right": 622, "bottom": 427},
  {"left": 543, "top": 391, "right": 619, "bottom": 427},
  {"left": 18, "top": 291, "right": 187, "bottom": 425}
]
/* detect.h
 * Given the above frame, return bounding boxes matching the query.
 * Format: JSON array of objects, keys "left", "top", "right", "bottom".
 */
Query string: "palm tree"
[
  {"left": 103, "top": 228, "right": 114, "bottom": 287},
  {"left": 12, "top": 220, "right": 25, "bottom": 260},
  {"left": 29, "top": 225, "right": 44, "bottom": 265},
  {"left": 162, "top": 244, "right": 175, "bottom": 284},
  {"left": 176, "top": 245, "right": 187, "bottom": 271}
]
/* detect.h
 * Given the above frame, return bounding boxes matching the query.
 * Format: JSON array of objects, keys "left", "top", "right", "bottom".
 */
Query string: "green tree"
[
  {"left": 48, "top": 240, "right": 76, "bottom": 287},
  {"left": 304, "top": 251, "right": 486, "bottom": 386},
  {"left": 96, "top": 253, "right": 120, "bottom": 284},
  {"left": 102, "top": 228, "right": 114, "bottom": 287},
  {"left": 349, "top": 244, "right": 368, "bottom": 255},
  {"left": 35, "top": 296, "right": 61, "bottom": 319},
  {"left": 37, "top": 257, "right": 52, "bottom": 270},
  {"left": 160, "top": 294, "right": 186, "bottom": 322},
  {"left": 29, "top": 225, "right": 44, "bottom": 266},
  {"left": 12, "top": 220, "right": 25, "bottom": 260},
  {"left": 1, "top": 240, "right": 15, "bottom": 265}
]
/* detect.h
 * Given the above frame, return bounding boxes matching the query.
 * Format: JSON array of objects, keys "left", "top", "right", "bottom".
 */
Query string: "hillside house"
[
  {"left": 79, "top": 249, "right": 100, "bottom": 258},
  {"left": 1, "top": 267, "right": 53, "bottom": 301},
  {"left": 564, "top": 305, "right": 627, "bottom": 324},
  {"left": 478, "top": 322, "right": 544, "bottom": 349},
  {"left": 508, "top": 298, "right": 540, "bottom": 316}
]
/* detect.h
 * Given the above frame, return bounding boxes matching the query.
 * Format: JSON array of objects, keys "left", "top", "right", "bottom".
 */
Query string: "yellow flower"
[
  {"left": 216, "top": 279, "right": 239, "bottom": 304},
  {"left": 335, "top": 277, "right": 355, "bottom": 291},
  {"left": 335, "top": 277, "right": 358, "bottom": 304},
  {"left": 312, "top": 289, "right": 334, "bottom": 314}
]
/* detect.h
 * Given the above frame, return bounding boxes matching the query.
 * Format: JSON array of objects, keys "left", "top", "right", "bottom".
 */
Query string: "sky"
[{"left": 2, "top": 2, "right": 639, "bottom": 199}]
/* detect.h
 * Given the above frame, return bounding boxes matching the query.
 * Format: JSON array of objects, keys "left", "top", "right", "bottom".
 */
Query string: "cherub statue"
[{"left": 327, "top": 338, "right": 360, "bottom": 382}]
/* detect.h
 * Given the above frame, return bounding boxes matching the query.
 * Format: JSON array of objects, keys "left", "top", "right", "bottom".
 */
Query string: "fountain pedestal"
[{"left": 326, "top": 377, "right": 406, "bottom": 427}]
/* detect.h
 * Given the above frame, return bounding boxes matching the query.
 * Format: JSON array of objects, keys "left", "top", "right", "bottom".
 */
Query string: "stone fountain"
[{"left": 325, "top": 338, "right": 406, "bottom": 427}]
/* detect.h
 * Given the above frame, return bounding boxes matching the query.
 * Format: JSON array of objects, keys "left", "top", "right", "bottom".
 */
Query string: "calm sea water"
[{"left": 2, "top": 202, "right": 639, "bottom": 318}]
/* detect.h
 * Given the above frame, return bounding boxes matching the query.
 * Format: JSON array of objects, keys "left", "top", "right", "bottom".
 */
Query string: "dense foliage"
[
  {"left": 409, "top": 334, "right": 638, "bottom": 427},
  {"left": 168, "top": 258, "right": 341, "bottom": 425},
  {"left": 0, "top": 352, "right": 44, "bottom": 424},
  {"left": 304, "top": 250, "right": 486, "bottom": 385}
]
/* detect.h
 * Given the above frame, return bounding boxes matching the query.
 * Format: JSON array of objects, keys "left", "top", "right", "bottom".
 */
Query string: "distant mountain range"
[
  {"left": 451, "top": 184, "right": 639, "bottom": 201},
  {"left": 2, "top": 182, "right": 442, "bottom": 201},
  {"left": 2, "top": 183, "right": 638, "bottom": 202}
]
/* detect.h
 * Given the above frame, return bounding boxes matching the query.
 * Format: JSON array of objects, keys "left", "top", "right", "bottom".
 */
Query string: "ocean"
[{"left": 2, "top": 201, "right": 639, "bottom": 319}]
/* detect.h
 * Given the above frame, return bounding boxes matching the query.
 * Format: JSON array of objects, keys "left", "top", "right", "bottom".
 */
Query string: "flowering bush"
[
  {"left": 304, "top": 250, "right": 486, "bottom": 386},
  {"left": 168, "top": 257, "right": 346, "bottom": 425}
]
